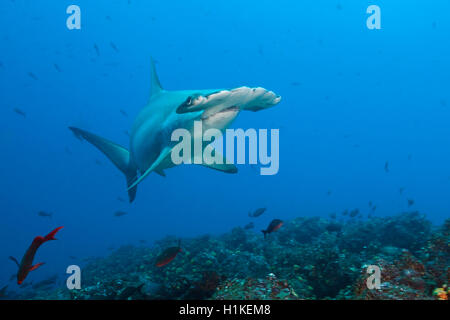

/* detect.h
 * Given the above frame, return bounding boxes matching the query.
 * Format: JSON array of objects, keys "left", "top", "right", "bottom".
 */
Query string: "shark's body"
[{"left": 70, "top": 59, "right": 281, "bottom": 202}]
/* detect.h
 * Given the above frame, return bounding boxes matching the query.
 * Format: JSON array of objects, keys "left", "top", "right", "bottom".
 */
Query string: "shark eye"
[{"left": 185, "top": 96, "right": 193, "bottom": 106}]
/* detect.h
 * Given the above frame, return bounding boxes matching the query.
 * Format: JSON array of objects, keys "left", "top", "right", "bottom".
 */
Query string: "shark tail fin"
[
  {"left": 69, "top": 126, "right": 138, "bottom": 203},
  {"left": 149, "top": 57, "right": 163, "bottom": 99}
]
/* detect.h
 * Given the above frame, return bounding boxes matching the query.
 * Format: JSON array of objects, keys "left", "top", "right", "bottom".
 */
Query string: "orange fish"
[{"left": 9, "top": 227, "right": 63, "bottom": 285}]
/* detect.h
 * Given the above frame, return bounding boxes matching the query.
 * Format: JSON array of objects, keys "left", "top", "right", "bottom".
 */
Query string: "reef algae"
[{"left": 7, "top": 212, "right": 449, "bottom": 300}]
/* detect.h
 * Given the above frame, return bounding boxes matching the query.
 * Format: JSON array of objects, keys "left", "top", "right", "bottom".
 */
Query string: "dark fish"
[
  {"left": 155, "top": 241, "right": 182, "bottom": 267},
  {"left": 117, "top": 196, "right": 126, "bottom": 203},
  {"left": 13, "top": 108, "right": 26, "bottom": 117},
  {"left": 139, "top": 240, "right": 146, "bottom": 244},
  {"left": 342, "top": 210, "right": 348, "bottom": 216},
  {"left": 336, "top": 3, "right": 343, "bottom": 10},
  {"left": 326, "top": 190, "right": 332, "bottom": 196},
  {"left": 95, "top": 159, "right": 103, "bottom": 166},
  {"left": 248, "top": 208, "right": 266, "bottom": 218},
  {"left": 384, "top": 161, "right": 389, "bottom": 173},
  {"left": 371, "top": 205, "right": 377, "bottom": 212},
  {"left": 94, "top": 44, "right": 100, "bottom": 56},
  {"left": 326, "top": 222, "right": 342, "bottom": 233},
  {"left": 244, "top": 222, "right": 254, "bottom": 230},
  {"left": 120, "top": 109, "right": 128, "bottom": 117},
  {"left": 0, "top": 285, "right": 7, "bottom": 298},
  {"left": 54, "top": 64, "right": 62, "bottom": 72},
  {"left": 37, "top": 211, "right": 52, "bottom": 218},
  {"left": 117, "top": 283, "right": 144, "bottom": 300},
  {"left": 32, "top": 275, "right": 58, "bottom": 290},
  {"left": 290, "top": 82, "right": 301, "bottom": 87},
  {"left": 114, "top": 211, "right": 128, "bottom": 217},
  {"left": 349, "top": 209, "right": 360, "bottom": 218},
  {"left": 27, "top": 72, "right": 38, "bottom": 80},
  {"left": 407, "top": 199, "right": 415, "bottom": 207},
  {"left": 10, "top": 227, "right": 63, "bottom": 285},
  {"left": 262, "top": 219, "right": 283, "bottom": 238},
  {"left": 329, "top": 212, "right": 337, "bottom": 219},
  {"left": 399, "top": 187, "right": 405, "bottom": 195},
  {"left": 110, "top": 42, "right": 119, "bottom": 53},
  {"left": 69, "top": 256, "right": 77, "bottom": 260},
  {"left": 105, "top": 15, "right": 112, "bottom": 21}
]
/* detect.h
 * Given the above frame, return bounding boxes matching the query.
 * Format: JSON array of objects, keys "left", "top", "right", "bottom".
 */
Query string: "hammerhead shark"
[{"left": 69, "top": 59, "right": 281, "bottom": 203}]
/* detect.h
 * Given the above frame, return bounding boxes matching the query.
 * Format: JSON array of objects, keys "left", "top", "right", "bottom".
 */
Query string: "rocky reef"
[{"left": 3, "top": 212, "right": 449, "bottom": 300}]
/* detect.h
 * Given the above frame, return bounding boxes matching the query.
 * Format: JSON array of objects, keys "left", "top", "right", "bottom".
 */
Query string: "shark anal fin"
[
  {"left": 29, "top": 262, "right": 45, "bottom": 272},
  {"left": 128, "top": 147, "right": 172, "bottom": 191}
]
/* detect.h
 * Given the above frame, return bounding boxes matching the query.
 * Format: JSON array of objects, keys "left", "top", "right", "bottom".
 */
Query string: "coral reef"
[{"left": 3, "top": 212, "right": 448, "bottom": 300}]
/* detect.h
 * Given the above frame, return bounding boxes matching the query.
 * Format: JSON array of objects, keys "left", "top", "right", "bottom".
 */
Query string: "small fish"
[
  {"left": 69, "top": 256, "right": 77, "bottom": 260},
  {"left": 399, "top": 187, "right": 405, "bottom": 195},
  {"left": 329, "top": 212, "right": 337, "bottom": 219},
  {"left": 64, "top": 146, "right": 72, "bottom": 155},
  {"left": 27, "top": 72, "right": 38, "bottom": 80},
  {"left": 291, "top": 82, "right": 301, "bottom": 87},
  {"left": 53, "top": 63, "right": 62, "bottom": 72},
  {"left": 244, "top": 222, "right": 254, "bottom": 230},
  {"left": 114, "top": 211, "right": 128, "bottom": 217},
  {"left": 248, "top": 208, "right": 267, "bottom": 218},
  {"left": 407, "top": 199, "right": 415, "bottom": 207},
  {"left": 118, "top": 283, "right": 144, "bottom": 300},
  {"left": 342, "top": 210, "right": 348, "bottom": 216},
  {"left": 120, "top": 109, "right": 128, "bottom": 117},
  {"left": 262, "top": 219, "right": 283, "bottom": 238},
  {"left": 117, "top": 196, "right": 126, "bottom": 203},
  {"left": 32, "top": 275, "right": 58, "bottom": 290},
  {"left": 326, "top": 190, "right": 332, "bottom": 196},
  {"left": 94, "top": 44, "right": 100, "bottom": 56},
  {"left": 155, "top": 241, "right": 182, "bottom": 267},
  {"left": 139, "top": 240, "right": 147, "bottom": 244},
  {"left": 13, "top": 108, "right": 26, "bottom": 118},
  {"left": 37, "top": 211, "right": 52, "bottom": 218},
  {"left": 10, "top": 227, "right": 63, "bottom": 285},
  {"left": 110, "top": 42, "right": 119, "bottom": 53},
  {"left": 349, "top": 209, "right": 360, "bottom": 218},
  {"left": 95, "top": 159, "right": 103, "bottom": 166},
  {"left": 0, "top": 285, "right": 7, "bottom": 298},
  {"left": 384, "top": 161, "right": 389, "bottom": 173}
]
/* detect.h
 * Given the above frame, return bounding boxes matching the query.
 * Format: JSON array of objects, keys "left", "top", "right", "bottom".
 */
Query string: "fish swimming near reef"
[
  {"left": 9, "top": 227, "right": 63, "bottom": 285},
  {"left": 13, "top": 108, "right": 26, "bottom": 118},
  {"left": 0, "top": 285, "right": 7, "bottom": 298},
  {"left": 262, "top": 219, "right": 283, "bottom": 238},
  {"left": 117, "top": 283, "right": 145, "bottom": 300},
  {"left": 32, "top": 275, "right": 58, "bottom": 290},
  {"left": 244, "top": 222, "right": 254, "bottom": 230},
  {"left": 37, "top": 211, "right": 53, "bottom": 218},
  {"left": 114, "top": 210, "right": 128, "bottom": 217},
  {"left": 248, "top": 208, "right": 267, "bottom": 218},
  {"left": 155, "top": 241, "right": 182, "bottom": 267},
  {"left": 69, "top": 58, "right": 281, "bottom": 203}
]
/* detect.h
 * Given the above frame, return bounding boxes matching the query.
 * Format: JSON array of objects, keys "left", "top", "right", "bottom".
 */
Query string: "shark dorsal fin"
[{"left": 149, "top": 57, "right": 163, "bottom": 99}]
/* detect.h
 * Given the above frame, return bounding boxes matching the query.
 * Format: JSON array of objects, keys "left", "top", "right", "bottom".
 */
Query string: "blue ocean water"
[{"left": 0, "top": 0, "right": 449, "bottom": 292}]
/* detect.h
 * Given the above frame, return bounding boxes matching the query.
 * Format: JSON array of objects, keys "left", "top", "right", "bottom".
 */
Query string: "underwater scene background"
[{"left": 0, "top": 0, "right": 448, "bottom": 300}]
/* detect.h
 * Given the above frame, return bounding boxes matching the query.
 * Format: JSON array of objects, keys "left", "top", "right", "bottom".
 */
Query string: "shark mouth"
[{"left": 176, "top": 86, "right": 281, "bottom": 116}]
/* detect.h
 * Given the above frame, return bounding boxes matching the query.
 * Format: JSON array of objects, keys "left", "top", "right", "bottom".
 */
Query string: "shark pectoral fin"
[
  {"left": 29, "top": 263, "right": 45, "bottom": 272},
  {"left": 69, "top": 127, "right": 138, "bottom": 203},
  {"left": 127, "top": 147, "right": 172, "bottom": 191}
]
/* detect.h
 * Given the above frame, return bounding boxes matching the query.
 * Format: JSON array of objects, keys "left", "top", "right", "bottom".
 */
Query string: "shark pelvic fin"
[
  {"left": 149, "top": 57, "right": 163, "bottom": 99},
  {"left": 128, "top": 147, "right": 172, "bottom": 191},
  {"left": 199, "top": 152, "right": 238, "bottom": 173},
  {"left": 69, "top": 127, "right": 138, "bottom": 203}
]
